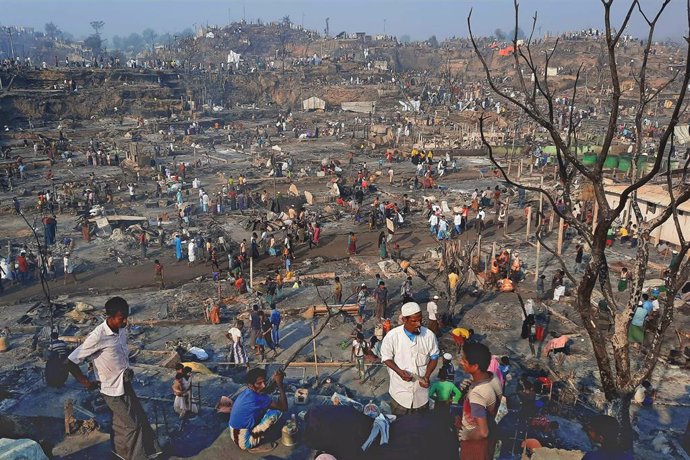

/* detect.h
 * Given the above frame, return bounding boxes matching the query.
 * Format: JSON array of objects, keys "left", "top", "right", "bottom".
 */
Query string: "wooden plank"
[{"left": 294, "top": 272, "right": 336, "bottom": 280}]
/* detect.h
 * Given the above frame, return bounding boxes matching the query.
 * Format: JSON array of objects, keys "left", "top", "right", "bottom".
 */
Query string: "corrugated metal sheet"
[
  {"left": 605, "top": 184, "right": 690, "bottom": 212},
  {"left": 341, "top": 101, "right": 376, "bottom": 113}
]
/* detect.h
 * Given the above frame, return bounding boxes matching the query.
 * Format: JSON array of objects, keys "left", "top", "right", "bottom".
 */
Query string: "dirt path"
[{"left": 0, "top": 210, "right": 530, "bottom": 306}]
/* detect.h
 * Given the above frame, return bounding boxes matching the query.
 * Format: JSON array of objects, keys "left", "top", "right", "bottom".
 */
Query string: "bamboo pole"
[
  {"left": 557, "top": 217, "right": 564, "bottom": 255},
  {"left": 477, "top": 234, "right": 482, "bottom": 271},
  {"left": 518, "top": 159, "right": 523, "bottom": 178},
  {"left": 311, "top": 323, "right": 319, "bottom": 384},
  {"left": 503, "top": 200, "right": 510, "bottom": 237},
  {"left": 592, "top": 200, "right": 599, "bottom": 233},
  {"left": 249, "top": 256, "right": 253, "bottom": 289},
  {"left": 525, "top": 205, "right": 532, "bottom": 239},
  {"left": 534, "top": 177, "right": 544, "bottom": 282}
]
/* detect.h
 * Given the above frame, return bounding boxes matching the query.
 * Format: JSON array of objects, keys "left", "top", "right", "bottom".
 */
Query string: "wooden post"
[
  {"left": 249, "top": 256, "right": 254, "bottom": 289},
  {"left": 530, "top": 163, "right": 534, "bottom": 175},
  {"left": 535, "top": 177, "right": 544, "bottom": 282},
  {"left": 311, "top": 322, "right": 319, "bottom": 384},
  {"left": 491, "top": 242, "right": 497, "bottom": 261},
  {"left": 477, "top": 234, "right": 482, "bottom": 271},
  {"left": 518, "top": 159, "right": 523, "bottom": 178},
  {"left": 196, "top": 381, "right": 201, "bottom": 412},
  {"left": 64, "top": 399, "right": 75, "bottom": 435},
  {"left": 503, "top": 200, "right": 510, "bottom": 237},
  {"left": 549, "top": 210, "right": 555, "bottom": 232},
  {"left": 507, "top": 159, "right": 512, "bottom": 176},
  {"left": 592, "top": 200, "right": 599, "bottom": 233},
  {"left": 534, "top": 240, "right": 542, "bottom": 282},
  {"left": 557, "top": 217, "right": 564, "bottom": 255},
  {"left": 525, "top": 205, "right": 532, "bottom": 239}
]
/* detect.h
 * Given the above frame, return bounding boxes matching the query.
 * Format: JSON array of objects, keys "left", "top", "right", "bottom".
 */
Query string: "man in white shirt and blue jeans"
[
  {"left": 66, "top": 297, "right": 161, "bottom": 460},
  {"left": 380, "top": 302, "right": 440, "bottom": 415}
]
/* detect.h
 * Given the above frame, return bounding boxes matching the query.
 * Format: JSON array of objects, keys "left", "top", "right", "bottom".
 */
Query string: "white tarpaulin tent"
[
  {"left": 302, "top": 96, "right": 326, "bottom": 111},
  {"left": 398, "top": 100, "right": 420, "bottom": 112},
  {"left": 227, "top": 51, "right": 241, "bottom": 67},
  {"left": 674, "top": 125, "right": 690, "bottom": 145}
]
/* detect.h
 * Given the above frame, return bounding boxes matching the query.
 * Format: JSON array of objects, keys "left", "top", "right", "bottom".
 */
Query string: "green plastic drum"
[
  {"left": 582, "top": 154, "right": 597, "bottom": 166},
  {"left": 603, "top": 156, "right": 619, "bottom": 169}
]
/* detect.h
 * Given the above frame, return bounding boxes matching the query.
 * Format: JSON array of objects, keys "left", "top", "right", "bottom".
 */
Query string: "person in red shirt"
[
  {"left": 153, "top": 259, "right": 165, "bottom": 289},
  {"left": 140, "top": 232, "right": 148, "bottom": 259},
  {"left": 235, "top": 275, "right": 247, "bottom": 294},
  {"left": 17, "top": 252, "right": 29, "bottom": 284}
]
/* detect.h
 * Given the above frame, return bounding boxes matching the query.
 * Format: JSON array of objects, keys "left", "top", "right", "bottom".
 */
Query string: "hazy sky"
[{"left": 1, "top": 0, "right": 688, "bottom": 41}]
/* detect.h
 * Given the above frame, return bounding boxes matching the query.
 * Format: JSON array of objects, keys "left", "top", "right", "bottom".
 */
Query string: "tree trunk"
[{"left": 606, "top": 392, "right": 634, "bottom": 451}]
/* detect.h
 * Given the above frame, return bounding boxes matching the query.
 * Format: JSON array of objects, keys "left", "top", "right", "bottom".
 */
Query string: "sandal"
[{"left": 248, "top": 441, "right": 278, "bottom": 454}]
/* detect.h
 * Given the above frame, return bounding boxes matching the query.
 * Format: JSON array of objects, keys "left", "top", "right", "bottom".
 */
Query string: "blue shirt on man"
[{"left": 229, "top": 389, "right": 272, "bottom": 429}]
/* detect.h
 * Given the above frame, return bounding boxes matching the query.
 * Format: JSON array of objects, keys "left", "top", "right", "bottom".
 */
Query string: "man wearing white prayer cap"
[{"left": 380, "top": 302, "right": 440, "bottom": 416}]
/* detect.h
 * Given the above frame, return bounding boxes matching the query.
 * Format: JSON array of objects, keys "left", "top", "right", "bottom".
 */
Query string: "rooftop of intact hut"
[{"left": 605, "top": 183, "right": 690, "bottom": 212}]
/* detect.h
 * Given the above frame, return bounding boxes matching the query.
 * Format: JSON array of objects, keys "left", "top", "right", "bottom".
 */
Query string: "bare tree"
[
  {"left": 468, "top": 0, "right": 690, "bottom": 445},
  {"left": 90, "top": 21, "right": 105, "bottom": 36}
]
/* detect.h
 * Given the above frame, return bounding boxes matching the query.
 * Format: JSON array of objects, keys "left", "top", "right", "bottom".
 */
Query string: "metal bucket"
[{"left": 281, "top": 424, "right": 298, "bottom": 446}]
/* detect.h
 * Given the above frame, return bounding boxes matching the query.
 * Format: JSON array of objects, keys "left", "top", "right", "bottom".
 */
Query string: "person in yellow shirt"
[
  {"left": 448, "top": 270, "right": 460, "bottom": 305},
  {"left": 618, "top": 226, "right": 629, "bottom": 242}
]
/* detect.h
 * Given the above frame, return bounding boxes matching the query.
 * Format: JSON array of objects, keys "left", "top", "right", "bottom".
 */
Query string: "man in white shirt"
[
  {"left": 429, "top": 213, "right": 439, "bottom": 236},
  {"left": 454, "top": 212, "right": 463, "bottom": 236},
  {"left": 476, "top": 208, "right": 486, "bottom": 235},
  {"left": 226, "top": 320, "right": 247, "bottom": 366},
  {"left": 437, "top": 216, "right": 448, "bottom": 240},
  {"left": 380, "top": 302, "right": 439, "bottom": 415},
  {"left": 66, "top": 297, "right": 161, "bottom": 460},
  {"left": 427, "top": 295, "right": 440, "bottom": 336}
]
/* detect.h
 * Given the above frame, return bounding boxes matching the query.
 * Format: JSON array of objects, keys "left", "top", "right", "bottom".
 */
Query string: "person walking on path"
[
  {"left": 188, "top": 239, "right": 197, "bottom": 266},
  {"left": 269, "top": 304, "right": 281, "bottom": 348},
  {"left": 378, "top": 231, "right": 388, "bottom": 259},
  {"left": 63, "top": 252, "right": 77, "bottom": 285},
  {"left": 66, "top": 297, "right": 162, "bottom": 460},
  {"left": 357, "top": 284, "right": 368, "bottom": 318},
  {"left": 374, "top": 281, "right": 389, "bottom": 319},
  {"left": 226, "top": 321, "right": 248, "bottom": 367},
  {"left": 175, "top": 234, "right": 183, "bottom": 261},
  {"left": 351, "top": 333, "right": 368, "bottom": 382},
  {"left": 154, "top": 259, "right": 165, "bottom": 289},
  {"left": 347, "top": 232, "right": 357, "bottom": 255},
  {"left": 333, "top": 277, "right": 343, "bottom": 304},
  {"left": 427, "top": 296, "right": 440, "bottom": 335},
  {"left": 312, "top": 223, "right": 321, "bottom": 247}
]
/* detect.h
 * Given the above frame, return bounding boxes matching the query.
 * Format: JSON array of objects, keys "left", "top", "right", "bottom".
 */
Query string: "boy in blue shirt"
[{"left": 229, "top": 368, "right": 288, "bottom": 452}]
